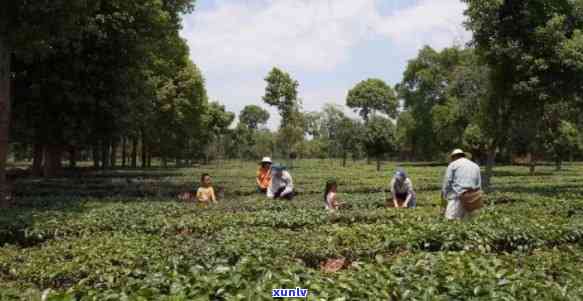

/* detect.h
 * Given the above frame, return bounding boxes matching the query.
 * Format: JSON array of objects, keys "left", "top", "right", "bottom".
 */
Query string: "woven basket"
[{"left": 460, "top": 189, "right": 483, "bottom": 212}]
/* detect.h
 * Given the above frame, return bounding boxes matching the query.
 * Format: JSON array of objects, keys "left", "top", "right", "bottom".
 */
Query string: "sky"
[{"left": 181, "top": 0, "right": 471, "bottom": 129}]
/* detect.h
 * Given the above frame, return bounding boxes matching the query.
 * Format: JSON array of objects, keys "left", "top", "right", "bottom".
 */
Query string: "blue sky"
[{"left": 181, "top": 0, "right": 470, "bottom": 128}]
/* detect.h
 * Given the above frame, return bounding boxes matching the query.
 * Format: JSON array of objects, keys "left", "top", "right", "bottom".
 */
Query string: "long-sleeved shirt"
[
  {"left": 442, "top": 158, "right": 482, "bottom": 200},
  {"left": 390, "top": 178, "right": 414, "bottom": 197},
  {"left": 256, "top": 167, "right": 272, "bottom": 190},
  {"left": 267, "top": 171, "right": 294, "bottom": 198}
]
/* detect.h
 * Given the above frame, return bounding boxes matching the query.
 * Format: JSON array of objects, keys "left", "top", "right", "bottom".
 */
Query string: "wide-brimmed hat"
[
  {"left": 449, "top": 149, "right": 467, "bottom": 160},
  {"left": 260, "top": 157, "right": 272, "bottom": 164}
]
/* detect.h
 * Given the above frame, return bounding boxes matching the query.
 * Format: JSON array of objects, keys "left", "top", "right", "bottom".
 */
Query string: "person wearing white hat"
[
  {"left": 441, "top": 149, "right": 482, "bottom": 220},
  {"left": 256, "top": 157, "right": 273, "bottom": 194}
]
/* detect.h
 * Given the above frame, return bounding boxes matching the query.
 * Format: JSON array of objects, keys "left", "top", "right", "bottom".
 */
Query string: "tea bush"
[{"left": 1, "top": 160, "right": 583, "bottom": 300}]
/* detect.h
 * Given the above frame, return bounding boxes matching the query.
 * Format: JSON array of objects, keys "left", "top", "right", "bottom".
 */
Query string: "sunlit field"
[{"left": 2, "top": 160, "right": 583, "bottom": 300}]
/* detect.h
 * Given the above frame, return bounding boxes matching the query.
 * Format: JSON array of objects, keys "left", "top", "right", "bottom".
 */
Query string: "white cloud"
[
  {"left": 373, "top": 0, "right": 471, "bottom": 52},
  {"left": 183, "top": 0, "right": 378, "bottom": 73},
  {"left": 181, "top": 0, "right": 470, "bottom": 128}
]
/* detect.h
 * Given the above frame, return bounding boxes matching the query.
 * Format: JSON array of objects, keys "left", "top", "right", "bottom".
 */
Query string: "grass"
[{"left": 1, "top": 160, "right": 583, "bottom": 300}]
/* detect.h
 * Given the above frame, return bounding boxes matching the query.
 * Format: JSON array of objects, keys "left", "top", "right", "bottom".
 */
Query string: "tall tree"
[
  {"left": 239, "top": 105, "right": 270, "bottom": 130},
  {"left": 363, "top": 116, "right": 396, "bottom": 171},
  {"left": 320, "top": 103, "right": 347, "bottom": 158},
  {"left": 263, "top": 68, "right": 300, "bottom": 128},
  {"left": 464, "top": 0, "right": 583, "bottom": 187},
  {"left": 303, "top": 111, "right": 323, "bottom": 139},
  {"left": 397, "top": 46, "right": 472, "bottom": 160},
  {"left": 346, "top": 78, "right": 398, "bottom": 123},
  {"left": 9, "top": 0, "right": 199, "bottom": 177},
  {"left": 0, "top": 1, "right": 91, "bottom": 204},
  {"left": 200, "top": 102, "right": 235, "bottom": 162},
  {"left": 395, "top": 111, "right": 416, "bottom": 160},
  {"left": 263, "top": 67, "right": 304, "bottom": 158},
  {"left": 336, "top": 117, "right": 364, "bottom": 167}
]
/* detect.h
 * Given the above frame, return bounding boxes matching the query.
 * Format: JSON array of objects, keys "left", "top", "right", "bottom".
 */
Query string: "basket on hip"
[{"left": 460, "top": 188, "right": 483, "bottom": 212}]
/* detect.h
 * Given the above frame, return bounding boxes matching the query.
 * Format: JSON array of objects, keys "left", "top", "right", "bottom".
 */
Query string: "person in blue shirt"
[{"left": 441, "top": 149, "right": 482, "bottom": 220}]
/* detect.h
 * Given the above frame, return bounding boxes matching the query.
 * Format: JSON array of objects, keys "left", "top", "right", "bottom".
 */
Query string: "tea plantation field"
[{"left": 2, "top": 160, "right": 583, "bottom": 300}]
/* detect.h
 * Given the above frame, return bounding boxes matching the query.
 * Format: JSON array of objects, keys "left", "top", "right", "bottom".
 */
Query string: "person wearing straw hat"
[
  {"left": 256, "top": 157, "right": 273, "bottom": 194},
  {"left": 388, "top": 169, "right": 417, "bottom": 208},
  {"left": 441, "top": 149, "right": 483, "bottom": 220},
  {"left": 267, "top": 164, "right": 295, "bottom": 200}
]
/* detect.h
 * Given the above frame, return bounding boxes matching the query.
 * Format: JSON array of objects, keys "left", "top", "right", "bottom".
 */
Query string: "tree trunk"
[
  {"left": 0, "top": 34, "right": 12, "bottom": 207},
  {"left": 92, "top": 144, "right": 100, "bottom": 169},
  {"left": 529, "top": 153, "right": 536, "bottom": 175},
  {"left": 141, "top": 143, "right": 147, "bottom": 168},
  {"left": 147, "top": 150, "right": 152, "bottom": 168},
  {"left": 131, "top": 137, "right": 137, "bottom": 168},
  {"left": 483, "top": 145, "right": 496, "bottom": 193},
  {"left": 141, "top": 131, "right": 147, "bottom": 168},
  {"left": 376, "top": 157, "right": 381, "bottom": 172},
  {"left": 342, "top": 151, "right": 347, "bottom": 168},
  {"left": 101, "top": 141, "right": 109, "bottom": 169},
  {"left": 529, "top": 162, "right": 536, "bottom": 175},
  {"left": 555, "top": 156, "right": 562, "bottom": 171},
  {"left": 32, "top": 143, "right": 44, "bottom": 177},
  {"left": 43, "top": 145, "right": 63, "bottom": 177},
  {"left": 110, "top": 140, "right": 117, "bottom": 168},
  {"left": 121, "top": 137, "right": 127, "bottom": 167},
  {"left": 69, "top": 146, "right": 77, "bottom": 168}
]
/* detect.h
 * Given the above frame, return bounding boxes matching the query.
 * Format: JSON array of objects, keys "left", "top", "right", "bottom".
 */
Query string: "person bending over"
[
  {"left": 388, "top": 170, "right": 417, "bottom": 208},
  {"left": 267, "top": 164, "right": 294, "bottom": 200}
]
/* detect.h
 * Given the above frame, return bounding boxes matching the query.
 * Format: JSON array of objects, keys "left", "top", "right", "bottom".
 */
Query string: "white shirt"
[
  {"left": 267, "top": 171, "right": 294, "bottom": 198},
  {"left": 325, "top": 192, "right": 336, "bottom": 211}
]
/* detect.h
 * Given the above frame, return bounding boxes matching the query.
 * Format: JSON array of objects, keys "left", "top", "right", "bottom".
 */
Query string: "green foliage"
[
  {"left": 8, "top": 0, "right": 205, "bottom": 171},
  {"left": 463, "top": 123, "right": 489, "bottom": 162},
  {"left": 336, "top": 117, "right": 365, "bottom": 161},
  {"left": 463, "top": 0, "right": 583, "bottom": 176},
  {"left": 302, "top": 111, "right": 323, "bottom": 139},
  {"left": 204, "top": 102, "right": 235, "bottom": 136},
  {"left": 464, "top": 0, "right": 583, "bottom": 103},
  {"left": 199, "top": 102, "right": 235, "bottom": 161},
  {"left": 398, "top": 47, "right": 482, "bottom": 159},
  {"left": 239, "top": 105, "right": 270, "bottom": 130},
  {"left": 395, "top": 111, "right": 415, "bottom": 156},
  {"left": 262, "top": 68, "right": 304, "bottom": 156},
  {"left": 262, "top": 68, "right": 300, "bottom": 128},
  {"left": 3, "top": 161, "right": 583, "bottom": 299},
  {"left": 363, "top": 117, "right": 396, "bottom": 170},
  {"left": 346, "top": 78, "right": 397, "bottom": 122}
]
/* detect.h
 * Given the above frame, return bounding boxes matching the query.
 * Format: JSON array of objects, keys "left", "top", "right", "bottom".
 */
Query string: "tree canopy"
[
  {"left": 347, "top": 78, "right": 398, "bottom": 122},
  {"left": 240, "top": 105, "right": 270, "bottom": 130}
]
